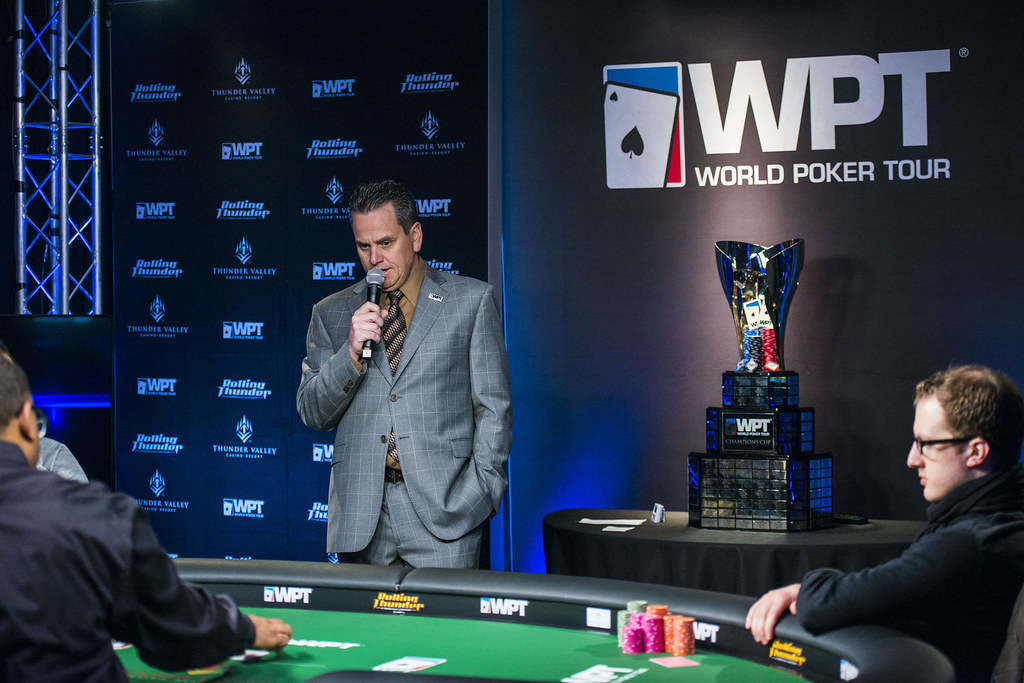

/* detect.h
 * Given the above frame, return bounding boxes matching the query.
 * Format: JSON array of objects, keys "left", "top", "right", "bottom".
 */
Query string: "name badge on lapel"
[{"left": 428, "top": 293, "right": 444, "bottom": 302}]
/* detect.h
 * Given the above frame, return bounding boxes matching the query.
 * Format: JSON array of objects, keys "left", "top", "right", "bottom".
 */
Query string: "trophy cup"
[{"left": 688, "top": 239, "right": 833, "bottom": 531}]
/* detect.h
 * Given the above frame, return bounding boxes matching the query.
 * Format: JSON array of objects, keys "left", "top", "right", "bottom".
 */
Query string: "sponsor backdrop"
[
  {"left": 501, "top": 1, "right": 1023, "bottom": 571},
  {"left": 109, "top": 1, "right": 488, "bottom": 561}
]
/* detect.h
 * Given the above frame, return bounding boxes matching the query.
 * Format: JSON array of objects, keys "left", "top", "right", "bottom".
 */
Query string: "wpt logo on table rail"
[
  {"left": 264, "top": 586, "right": 313, "bottom": 604},
  {"left": 604, "top": 62, "right": 684, "bottom": 189}
]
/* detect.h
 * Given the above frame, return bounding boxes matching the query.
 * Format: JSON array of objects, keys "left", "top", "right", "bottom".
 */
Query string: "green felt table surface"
[{"left": 118, "top": 607, "right": 803, "bottom": 682}]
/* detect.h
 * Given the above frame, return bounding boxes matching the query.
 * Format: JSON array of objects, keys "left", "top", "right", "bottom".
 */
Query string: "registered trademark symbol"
[{"left": 959, "top": 47, "right": 969, "bottom": 58}]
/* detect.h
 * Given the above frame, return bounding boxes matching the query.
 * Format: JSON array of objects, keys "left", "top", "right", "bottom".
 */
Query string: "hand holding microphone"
[{"left": 361, "top": 268, "right": 386, "bottom": 359}]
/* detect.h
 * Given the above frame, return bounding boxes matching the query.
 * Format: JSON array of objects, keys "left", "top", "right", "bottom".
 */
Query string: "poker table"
[
  {"left": 115, "top": 558, "right": 953, "bottom": 682},
  {"left": 543, "top": 508, "right": 924, "bottom": 597}
]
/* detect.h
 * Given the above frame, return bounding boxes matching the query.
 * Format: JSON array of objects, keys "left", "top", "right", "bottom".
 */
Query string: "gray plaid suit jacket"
[{"left": 297, "top": 263, "right": 513, "bottom": 552}]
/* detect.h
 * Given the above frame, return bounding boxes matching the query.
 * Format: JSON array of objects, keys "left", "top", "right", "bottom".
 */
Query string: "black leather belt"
[{"left": 384, "top": 467, "right": 404, "bottom": 483}]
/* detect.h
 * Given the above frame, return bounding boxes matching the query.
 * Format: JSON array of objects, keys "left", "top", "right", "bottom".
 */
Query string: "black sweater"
[{"left": 797, "top": 463, "right": 1024, "bottom": 682}]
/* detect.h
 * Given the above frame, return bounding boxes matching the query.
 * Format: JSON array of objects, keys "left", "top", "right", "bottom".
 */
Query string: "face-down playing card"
[{"left": 604, "top": 82, "right": 679, "bottom": 189}]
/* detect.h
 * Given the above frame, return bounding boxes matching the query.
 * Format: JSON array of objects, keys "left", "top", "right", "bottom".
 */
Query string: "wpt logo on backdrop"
[
  {"left": 223, "top": 498, "right": 264, "bottom": 518},
  {"left": 222, "top": 142, "right": 263, "bottom": 160},
  {"left": 223, "top": 321, "right": 265, "bottom": 340},
  {"left": 313, "top": 443, "right": 333, "bottom": 463},
  {"left": 421, "top": 111, "right": 439, "bottom": 139},
  {"left": 603, "top": 62, "right": 684, "bottom": 189},
  {"left": 137, "top": 377, "right": 177, "bottom": 396},
  {"left": 313, "top": 78, "right": 355, "bottom": 98},
  {"left": 236, "top": 415, "right": 254, "bottom": 443},
  {"left": 136, "top": 202, "right": 175, "bottom": 219},
  {"left": 416, "top": 198, "right": 452, "bottom": 218},
  {"left": 312, "top": 262, "right": 356, "bottom": 281}
]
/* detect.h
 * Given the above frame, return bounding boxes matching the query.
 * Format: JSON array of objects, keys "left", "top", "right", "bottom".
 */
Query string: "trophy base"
[{"left": 687, "top": 452, "right": 833, "bottom": 531}]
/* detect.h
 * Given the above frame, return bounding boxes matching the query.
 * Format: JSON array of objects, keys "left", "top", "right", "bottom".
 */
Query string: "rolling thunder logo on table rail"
[{"left": 605, "top": 49, "right": 952, "bottom": 188}]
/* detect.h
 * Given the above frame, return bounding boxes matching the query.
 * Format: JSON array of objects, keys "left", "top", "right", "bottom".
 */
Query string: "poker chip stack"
[
  {"left": 618, "top": 603, "right": 695, "bottom": 657},
  {"left": 688, "top": 369, "right": 833, "bottom": 531}
]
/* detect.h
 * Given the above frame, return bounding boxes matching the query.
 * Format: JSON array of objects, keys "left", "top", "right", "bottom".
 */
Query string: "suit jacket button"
[
  {"left": 380, "top": 435, "right": 387, "bottom": 443},
  {"left": 390, "top": 394, "right": 398, "bottom": 402}
]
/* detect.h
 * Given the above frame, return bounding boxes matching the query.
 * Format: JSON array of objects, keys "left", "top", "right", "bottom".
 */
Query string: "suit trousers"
[{"left": 337, "top": 480, "right": 483, "bottom": 568}]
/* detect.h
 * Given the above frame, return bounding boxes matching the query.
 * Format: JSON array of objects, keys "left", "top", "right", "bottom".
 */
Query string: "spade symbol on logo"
[{"left": 621, "top": 126, "right": 644, "bottom": 158}]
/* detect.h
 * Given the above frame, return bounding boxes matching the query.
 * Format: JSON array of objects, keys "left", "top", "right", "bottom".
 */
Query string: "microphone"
[{"left": 361, "top": 268, "right": 385, "bottom": 359}]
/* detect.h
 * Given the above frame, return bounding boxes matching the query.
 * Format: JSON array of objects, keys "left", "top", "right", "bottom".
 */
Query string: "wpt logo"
[
  {"left": 136, "top": 202, "right": 175, "bottom": 219},
  {"left": 479, "top": 597, "right": 528, "bottom": 617},
  {"left": 264, "top": 586, "right": 313, "bottom": 604},
  {"left": 726, "top": 417, "right": 772, "bottom": 435},
  {"left": 235, "top": 58, "right": 251, "bottom": 85},
  {"left": 312, "top": 78, "right": 355, "bottom": 98},
  {"left": 149, "top": 296, "right": 166, "bottom": 322},
  {"left": 236, "top": 237, "right": 253, "bottom": 264},
  {"left": 149, "top": 120, "right": 165, "bottom": 146},
  {"left": 312, "top": 262, "right": 355, "bottom": 281},
  {"left": 416, "top": 198, "right": 451, "bottom": 218},
  {"left": 326, "top": 176, "right": 343, "bottom": 204},
  {"left": 236, "top": 415, "right": 253, "bottom": 443},
  {"left": 149, "top": 470, "right": 166, "bottom": 497},
  {"left": 421, "top": 110, "right": 439, "bottom": 139},
  {"left": 223, "top": 321, "right": 265, "bottom": 340},
  {"left": 223, "top": 498, "right": 264, "bottom": 518},
  {"left": 137, "top": 377, "right": 177, "bottom": 396},
  {"left": 313, "top": 443, "right": 334, "bottom": 462},
  {"left": 222, "top": 142, "right": 263, "bottom": 160},
  {"left": 604, "top": 62, "right": 684, "bottom": 189},
  {"left": 693, "top": 621, "right": 720, "bottom": 643}
]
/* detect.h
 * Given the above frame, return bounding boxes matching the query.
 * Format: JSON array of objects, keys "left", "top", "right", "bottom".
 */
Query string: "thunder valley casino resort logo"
[{"left": 604, "top": 49, "right": 952, "bottom": 188}]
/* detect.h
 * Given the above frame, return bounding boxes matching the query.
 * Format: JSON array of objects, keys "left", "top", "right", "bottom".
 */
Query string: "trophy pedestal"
[{"left": 688, "top": 371, "right": 833, "bottom": 531}]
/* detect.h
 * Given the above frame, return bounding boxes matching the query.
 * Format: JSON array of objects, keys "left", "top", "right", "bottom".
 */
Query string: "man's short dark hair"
[
  {"left": 916, "top": 365, "right": 1024, "bottom": 470},
  {"left": 348, "top": 180, "right": 419, "bottom": 233},
  {"left": 0, "top": 356, "right": 31, "bottom": 425}
]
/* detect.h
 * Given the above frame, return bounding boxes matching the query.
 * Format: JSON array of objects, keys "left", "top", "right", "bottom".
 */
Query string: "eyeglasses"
[
  {"left": 32, "top": 406, "right": 48, "bottom": 439},
  {"left": 913, "top": 436, "right": 971, "bottom": 455}
]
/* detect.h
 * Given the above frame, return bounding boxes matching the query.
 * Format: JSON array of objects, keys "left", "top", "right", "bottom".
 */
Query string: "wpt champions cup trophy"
[{"left": 688, "top": 239, "right": 833, "bottom": 531}]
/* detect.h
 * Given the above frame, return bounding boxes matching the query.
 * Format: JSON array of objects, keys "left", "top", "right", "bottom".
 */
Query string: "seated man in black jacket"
[
  {"left": 745, "top": 365, "right": 1024, "bottom": 682},
  {"left": 0, "top": 356, "right": 292, "bottom": 681}
]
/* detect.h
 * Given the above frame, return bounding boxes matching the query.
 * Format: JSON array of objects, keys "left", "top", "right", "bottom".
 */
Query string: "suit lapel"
[{"left": 388, "top": 266, "right": 447, "bottom": 383}]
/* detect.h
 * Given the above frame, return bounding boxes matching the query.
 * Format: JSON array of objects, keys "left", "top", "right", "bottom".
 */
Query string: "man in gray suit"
[{"left": 297, "top": 180, "right": 512, "bottom": 568}]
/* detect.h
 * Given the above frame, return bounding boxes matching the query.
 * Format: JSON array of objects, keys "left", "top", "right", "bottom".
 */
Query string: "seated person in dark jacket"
[
  {"left": 0, "top": 357, "right": 292, "bottom": 681},
  {"left": 745, "top": 365, "right": 1024, "bottom": 683}
]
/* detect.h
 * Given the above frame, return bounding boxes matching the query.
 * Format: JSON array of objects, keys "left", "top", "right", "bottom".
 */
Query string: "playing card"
[{"left": 604, "top": 82, "right": 679, "bottom": 189}]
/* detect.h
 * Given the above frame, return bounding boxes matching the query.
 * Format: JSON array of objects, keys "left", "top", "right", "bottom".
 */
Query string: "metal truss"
[{"left": 14, "top": 0, "right": 102, "bottom": 314}]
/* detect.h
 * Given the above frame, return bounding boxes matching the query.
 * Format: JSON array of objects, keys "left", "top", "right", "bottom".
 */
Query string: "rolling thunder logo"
[{"left": 605, "top": 49, "right": 952, "bottom": 188}]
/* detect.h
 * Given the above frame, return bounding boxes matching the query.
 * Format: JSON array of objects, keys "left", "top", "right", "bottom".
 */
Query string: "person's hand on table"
[
  {"left": 248, "top": 614, "right": 292, "bottom": 651},
  {"left": 745, "top": 583, "right": 801, "bottom": 645}
]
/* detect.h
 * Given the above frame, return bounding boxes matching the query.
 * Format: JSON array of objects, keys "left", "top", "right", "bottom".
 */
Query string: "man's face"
[
  {"left": 907, "top": 394, "right": 973, "bottom": 502},
  {"left": 351, "top": 203, "right": 422, "bottom": 292}
]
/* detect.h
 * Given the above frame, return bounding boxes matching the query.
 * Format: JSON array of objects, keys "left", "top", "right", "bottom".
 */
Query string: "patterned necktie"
[
  {"left": 381, "top": 290, "right": 406, "bottom": 376},
  {"left": 382, "top": 290, "right": 406, "bottom": 468}
]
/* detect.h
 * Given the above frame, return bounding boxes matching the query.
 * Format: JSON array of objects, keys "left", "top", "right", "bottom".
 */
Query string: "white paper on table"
[{"left": 577, "top": 517, "right": 647, "bottom": 526}]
